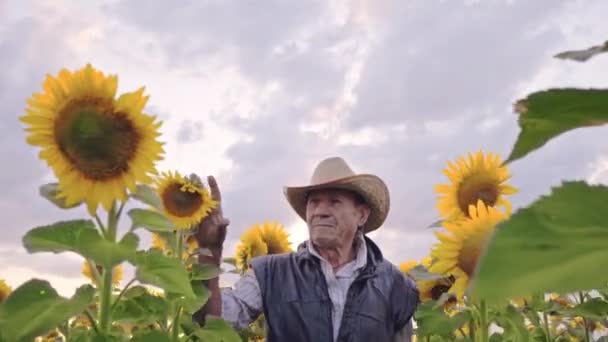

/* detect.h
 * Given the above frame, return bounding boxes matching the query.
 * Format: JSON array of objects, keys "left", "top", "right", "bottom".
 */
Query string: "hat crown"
[{"left": 310, "top": 157, "right": 355, "bottom": 185}]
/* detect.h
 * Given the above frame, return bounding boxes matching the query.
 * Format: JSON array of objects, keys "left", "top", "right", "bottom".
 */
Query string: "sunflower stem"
[
  {"left": 543, "top": 311, "right": 551, "bottom": 342},
  {"left": 477, "top": 299, "right": 489, "bottom": 342},
  {"left": 116, "top": 200, "right": 127, "bottom": 220},
  {"left": 175, "top": 230, "right": 184, "bottom": 260},
  {"left": 171, "top": 305, "right": 182, "bottom": 342},
  {"left": 98, "top": 267, "right": 114, "bottom": 334},
  {"left": 98, "top": 203, "right": 118, "bottom": 334},
  {"left": 95, "top": 214, "right": 107, "bottom": 237},
  {"left": 110, "top": 277, "right": 137, "bottom": 314},
  {"left": 85, "top": 308, "right": 101, "bottom": 334},
  {"left": 579, "top": 292, "right": 591, "bottom": 342}
]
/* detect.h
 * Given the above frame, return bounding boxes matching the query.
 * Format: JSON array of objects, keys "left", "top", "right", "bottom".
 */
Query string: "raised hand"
[{"left": 195, "top": 175, "right": 230, "bottom": 253}]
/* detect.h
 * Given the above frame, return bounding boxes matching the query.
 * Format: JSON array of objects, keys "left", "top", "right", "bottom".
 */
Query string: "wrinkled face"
[{"left": 305, "top": 188, "right": 370, "bottom": 249}]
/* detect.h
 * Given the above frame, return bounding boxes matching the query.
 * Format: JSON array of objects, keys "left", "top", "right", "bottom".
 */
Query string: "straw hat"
[{"left": 283, "top": 157, "right": 390, "bottom": 233}]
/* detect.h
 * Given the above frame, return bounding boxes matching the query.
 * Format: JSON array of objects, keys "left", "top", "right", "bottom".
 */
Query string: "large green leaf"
[
  {"left": 414, "top": 302, "right": 470, "bottom": 338},
  {"left": 131, "top": 184, "right": 162, "bottom": 209},
  {"left": 506, "top": 88, "right": 608, "bottom": 163},
  {"left": 471, "top": 181, "right": 608, "bottom": 302},
  {"left": 554, "top": 40, "right": 608, "bottom": 62},
  {"left": 194, "top": 317, "right": 242, "bottom": 342},
  {"left": 112, "top": 286, "right": 168, "bottom": 323},
  {"left": 190, "top": 264, "right": 221, "bottom": 281},
  {"left": 180, "top": 280, "right": 210, "bottom": 315},
  {"left": 39, "top": 183, "right": 82, "bottom": 209},
  {"left": 131, "top": 250, "right": 196, "bottom": 299},
  {"left": 0, "top": 279, "right": 95, "bottom": 342},
  {"left": 128, "top": 208, "right": 173, "bottom": 232},
  {"left": 22, "top": 220, "right": 139, "bottom": 268}
]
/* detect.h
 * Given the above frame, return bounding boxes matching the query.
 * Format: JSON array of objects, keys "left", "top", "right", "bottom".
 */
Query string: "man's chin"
[{"left": 311, "top": 235, "right": 339, "bottom": 249}]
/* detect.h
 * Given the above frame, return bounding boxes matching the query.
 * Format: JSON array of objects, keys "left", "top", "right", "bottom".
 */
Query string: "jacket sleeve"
[
  {"left": 393, "top": 319, "right": 414, "bottom": 342},
  {"left": 220, "top": 269, "right": 264, "bottom": 330},
  {"left": 391, "top": 270, "right": 420, "bottom": 336}
]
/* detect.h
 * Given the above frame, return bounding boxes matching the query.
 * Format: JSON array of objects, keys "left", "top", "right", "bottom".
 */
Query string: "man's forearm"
[{"left": 193, "top": 247, "right": 223, "bottom": 323}]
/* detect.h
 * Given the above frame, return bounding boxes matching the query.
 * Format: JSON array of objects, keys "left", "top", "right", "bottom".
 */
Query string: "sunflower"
[
  {"left": 82, "top": 261, "right": 124, "bottom": 287},
  {"left": 399, "top": 258, "right": 456, "bottom": 304},
  {"left": 151, "top": 233, "right": 168, "bottom": 251},
  {"left": 417, "top": 276, "right": 456, "bottom": 303},
  {"left": 235, "top": 221, "right": 292, "bottom": 272},
  {"left": 0, "top": 279, "right": 12, "bottom": 303},
  {"left": 258, "top": 221, "right": 292, "bottom": 254},
  {"left": 155, "top": 171, "right": 217, "bottom": 230},
  {"left": 20, "top": 64, "right": 165, "bottom": 215},
  {"left": 434, "top": 151, "right": 517, "bottom": 223},
  {"left": 429, "top": 200, "right": 507, "bottom": 299}
]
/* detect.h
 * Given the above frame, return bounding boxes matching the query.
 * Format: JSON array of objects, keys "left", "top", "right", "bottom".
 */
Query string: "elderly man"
[{"left": 193, "top": 157, "right": 419, "bottom": 341}]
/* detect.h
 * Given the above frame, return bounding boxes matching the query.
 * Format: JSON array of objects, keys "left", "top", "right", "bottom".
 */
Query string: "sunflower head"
[
  {"left": 0, "top": 279, "right": 12, "bottom": 303},
  {"left": 151, "top": 233, "right": 169, "bottom": 252},
  {"left": 258, "top": 221, "right": 292, "bottom": 255},
  {"left": 234, "top": 221, "right": 292, "bottom": 273},
  {"left": 20, "top": 64, "right": 165, "bottom": 215},
  {"left": 434, "top": 151, "right": 517, "bottom": 223},
  {"left": 82, "top": 261, "right": 123, "bottom": 287},
  {"left": 417, "top": 275, "right": 457, "bottom": 303},
  {"left": 429, "top": 200, "right": 507, "bottom": 300},
  {"left": 155, "top": 171, "right": 217, "bottom": 230}
]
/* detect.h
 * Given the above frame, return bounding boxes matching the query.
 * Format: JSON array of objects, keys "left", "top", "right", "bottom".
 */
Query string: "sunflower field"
[{"left": 0, "top": 41, "right": 607, "bottom": 341}]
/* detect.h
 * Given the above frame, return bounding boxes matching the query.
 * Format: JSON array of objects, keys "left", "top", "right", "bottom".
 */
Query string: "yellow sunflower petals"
[{"left": 499, "top": 184, "right": 519, "bottom": 195}]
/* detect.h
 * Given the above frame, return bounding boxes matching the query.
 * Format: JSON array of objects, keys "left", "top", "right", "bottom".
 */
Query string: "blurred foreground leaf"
[
  {"left": 472, "top": 181, "right": 608, "bottom": 301},
  {"left": 554, "top": 40, "right": 608, "bottom": 62},
  {"left": 0, "top": 279, "right": 94, "bottom": 342},
  {"left": 507, "top": 88, "right": 608, "bottom": 163}
]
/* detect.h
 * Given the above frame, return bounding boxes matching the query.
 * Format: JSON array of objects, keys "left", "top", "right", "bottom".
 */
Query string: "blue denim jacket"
[{"left": 250, "top": 236, "right": 419, "bottom": 342}]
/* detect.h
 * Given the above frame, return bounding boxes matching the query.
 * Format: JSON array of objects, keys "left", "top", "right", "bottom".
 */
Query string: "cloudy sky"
[{"left": 1, "top": 0, "right": 608, "bottom": 296}]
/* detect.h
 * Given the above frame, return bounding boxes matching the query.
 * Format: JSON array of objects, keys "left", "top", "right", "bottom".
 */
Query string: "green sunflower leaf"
[
  {"left": 131, "top": 330, "right": 171, "bottom": 342},
  {"left": 39, "top": 183, "right": 82, "bottom": 209},
  {"left": 132, "top": 184, "right": 162, "bottom": 209},
  {"left": 179, "top": 280, "right": 210, "bottom": 315},
  {"left": 0, "top": 279, "right": 94, "bottom": 342},
  {"left": 112, "top": 285, "right": 168, "bottom": 324},
  {"left": 190, "top": 264, "right": 221, "bottom": 281},
  {"left": 506, "top": 88, "right": 608, "bottom": 163},
  {"left": 407, "top": 265, "right": 450, "bottom": 282},
  {"left": 414, "top": 302, "right": 470, "bottom": 338},
  {"left": 194, "top": 317, "right": 242, "bottom": 342},
  {"left": 130, "top": 249, "right": 196, "bottom": 299},
  {"left": 22, "top": 220, "right": 139, "bottom": 268},
  {"left": 494, "top": 305, "right": 531, "bottom": 342},
  {"left": 556, "top": 297, "right": 608, "bottom": 319},
  {"left": 471, "top": 181, "right": 608, "bottom": 302},
  {"left": 128, "top": 208, "right": 173, "bottom": 232}
]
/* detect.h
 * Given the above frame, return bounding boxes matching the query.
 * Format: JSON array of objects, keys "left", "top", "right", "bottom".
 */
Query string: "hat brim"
[{"left": 283, "top": 174, "right": 390, "bottom": 234}]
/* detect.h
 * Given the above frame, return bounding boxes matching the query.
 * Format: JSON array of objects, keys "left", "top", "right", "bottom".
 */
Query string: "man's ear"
[{"left": 358, "top": 205, "right": 371, "bottom": 227}]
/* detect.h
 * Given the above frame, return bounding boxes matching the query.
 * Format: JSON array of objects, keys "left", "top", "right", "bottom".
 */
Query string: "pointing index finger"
[{"left": 207, "top": 175, "right": 222, "bottom": 203}]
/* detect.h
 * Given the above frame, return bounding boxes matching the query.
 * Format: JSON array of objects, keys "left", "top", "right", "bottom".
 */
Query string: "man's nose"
[{"left": 312, "top": 201, "right": 331, "bottom": 216}]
